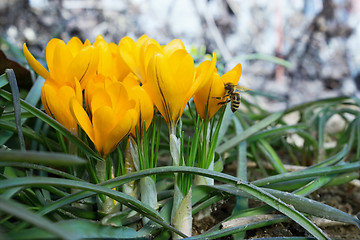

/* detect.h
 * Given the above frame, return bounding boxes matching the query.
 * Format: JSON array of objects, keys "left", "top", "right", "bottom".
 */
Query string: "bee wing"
[{"left": 234, "top": 85, "right": 252, "bottom": 92}]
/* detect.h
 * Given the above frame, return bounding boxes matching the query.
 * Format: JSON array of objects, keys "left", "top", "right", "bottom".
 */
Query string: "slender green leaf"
[
  {"left": 265, "top": 188, "right": 360, "bottom": 228},
  {"left": 0, "top": 197, "right": 76, "bottom": 240},
  {"left": 210, "top": 184, "right": 329, "bottom": 239},
  {"left": 247, "top": 124, "right": 307, "bottom": 142},
  {"left": 0, "top": 176, "right": 186, "bottom": 238},
  {"left": 0, "top": 151, "right": 86, "bottom": 166},
  {"left": 239, "top": 53, "right": 292, "bottom": 68},
  {"left": 9, "top": 219, "right": 140, "bottom": 240},
  {"left": 0, "top": 119, "right": 61, "bottom": 151},
  {"left": 0, "top": 162, "right": 83, "bottom": 181},
  {"left": 258, "top": 139, "right": 286, "bottom": 173},
  {"left": 188, "top": 215, "right": 288, "bottom": 239},
  {"left": 6, "top": 69, "right": 25, "bottom": 150},
  {"left": 0, "top": 73, "right": 8, "bottom": 88},
  {"left": 253, "top": 162, "right": 360, "bottom": 187},
  {"left": 216, "top": 111, "right": 284, "bottom": 153},
  {"left": 24, "top": 76, "right": 44, "bottom": 106}
]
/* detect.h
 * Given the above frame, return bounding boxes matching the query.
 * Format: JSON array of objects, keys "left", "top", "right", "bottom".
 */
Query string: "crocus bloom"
[
  {"left": 93, "top": 35, "right": 130, "bottom": 82},
  {"left": 119, "top": 35, "right": 153, "bottom": 82},
  {"left": 70, "top": 78, "right": 138, "bottom": 157},
  {"left": 193, "top": 63, "right": 243, "bottom": 120},
  {"left": 143, "top": 40, "right": 215, "bottom": 129},
  {"left": 23, "top": 37, "right": 99, "bottom": 133},
  {"left": 122, "top": 75, "right": 154, "bottom": 138}
]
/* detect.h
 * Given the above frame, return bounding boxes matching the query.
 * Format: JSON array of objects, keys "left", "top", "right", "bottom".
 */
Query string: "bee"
[{"left": 214, "top": 83, "right": 250, "bottom": 112}]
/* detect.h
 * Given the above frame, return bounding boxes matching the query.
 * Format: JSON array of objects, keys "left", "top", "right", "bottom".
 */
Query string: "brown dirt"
[{"left": 192, "top": 183, "right": 360, "bottom": 239}]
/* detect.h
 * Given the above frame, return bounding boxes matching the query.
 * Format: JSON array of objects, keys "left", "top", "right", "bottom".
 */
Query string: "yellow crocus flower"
[
  {"left": 40, "top": 79, "right": 83, "bottom": 134},
  {"left": 193, "top": 63, "right": 243, "bottom": 120},
  {"left": 119, "top": 34, "right": 153, "bottom": 82},
  {"left": 70, "top": 78, "right": 138, "bottom": 157},
  {"left": 143, "top": 41, "right": 215, "bottom": 129},
  {"left": 122, "top": 74, "right": 154, "bottom": 138},
  {"left": 93, "top": 35, "right": 130, "bottom": 82},
  {"left": 23, "top": 37, "right": 99, "bottom": 133},
  {"left": 23, "top": 37, "right": 98, "bottom": 88}
]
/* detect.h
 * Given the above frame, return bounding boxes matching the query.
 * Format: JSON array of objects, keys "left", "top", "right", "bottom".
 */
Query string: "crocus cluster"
[{"left": 23, "top": 35, "right": 244, "bottom": 157}]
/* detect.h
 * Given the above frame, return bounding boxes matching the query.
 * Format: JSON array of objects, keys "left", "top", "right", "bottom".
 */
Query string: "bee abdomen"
[{"left": 231, "top": 92, "right": 241, "bottom": 112}]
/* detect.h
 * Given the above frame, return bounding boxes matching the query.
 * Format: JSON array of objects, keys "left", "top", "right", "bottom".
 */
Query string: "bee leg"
[
  {"left": 217, "top": 99, "right": 230, "bottom": 105},
  {"left": 213, "top": 93, "right": 231, "bottom": 100}
]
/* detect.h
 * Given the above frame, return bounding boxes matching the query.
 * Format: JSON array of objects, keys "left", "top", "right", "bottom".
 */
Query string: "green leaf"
[
  {"left": 0, "top": 72, "right": 8, "bottom": 88},
  {"left": 24, "top": 76, "right": 44, "bottom": 106},
  {"left": 9, "top": 219, "right": 141, "bottom": 239},
  {"left": 216, "top": 111, "right": 284, "bottom": 153},
  {"left": 0, "top": 176, "right": 186, "bottom": 238},
  {"left": 258, "top": 139, "right": 286, "bottom": 174},
  {"left": 284, "top": 96, "right": 351, "bottom": 114},
  {"left": 238, "top": 53, "right": 292, "bottom": 68},
  {"left": 188, "top": 215, "right": 288, "bottom": 239},
  {"left": 264, "top": 188, "right": 360, "bottom": 229},
  {"left": 0, "top": 197, "right": 76, "bottom": 240},
  {"left": 6, "top": 69, "right": 25, "bottom": 150},
  {"left": 210, "top": 184, "right": 329, "bottom": 240},
  {"left": 253, "top": 162, "right": 360, "bottom": 187},
  {"left": 0, "top": 119, "right": 61, "bottom": 151},
  {"left": 0, "top": 150, "right": 87, "bottom": 166}
]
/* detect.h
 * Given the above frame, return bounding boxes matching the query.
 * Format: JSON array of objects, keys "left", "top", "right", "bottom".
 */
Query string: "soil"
[{"left": 192, "top": 183, "right": 360, "bottom": 239}]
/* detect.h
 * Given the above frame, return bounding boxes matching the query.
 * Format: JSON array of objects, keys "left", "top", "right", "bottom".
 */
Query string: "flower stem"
[{"left": 170, "top": 127, "right": 192, "bottom": 238}]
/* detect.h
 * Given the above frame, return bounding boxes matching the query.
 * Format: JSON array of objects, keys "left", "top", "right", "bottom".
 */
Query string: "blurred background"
[{"left": 1, "top": 0, "right": 360, "bottom": 111}]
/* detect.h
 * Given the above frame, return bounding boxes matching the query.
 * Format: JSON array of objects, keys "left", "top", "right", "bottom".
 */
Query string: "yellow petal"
[
  {"left": 52, "top": 41, "right": 73, "bottom": 84},
  {"left": 135, "top": 87, "right": 154, "bottom": 136},
  {"left": 136, "top": 35, "right": 150, "bottom": 47},
  {"left": 119, "top": 36, "right": 143, "bottom": 80},
  {"left": 67, "top": 37, "right": 84, "bottom": 56},
  {"left": 45, "top": 39, "right": 62, "bottom": 77},
  {"left": 140, "top": 39, "right": 161, "bottom": 82},
  {"left": 145, "top": 50, "right": 195, "bottom": 125},
  {"left": 109, "top": 42, "right": 130, "bottom": 80},
  {"left": 57, "top": 86, "right": 79, "bottom": 133},
  {"left": 70, "top": 96, "right": 94, "bottom": 141},
  {"left": 167, "top": 50, "right": 195, "bottom": 94},
  {"left": 68, "top": 46, "right": 99, "bottom": 88},
  {"left": 220, "top": 63, "right": 242, "bottom": 85},
  {"left": 144, "top": 54, "right": 170, "bottom": 123},
  {"left": 40, "top": 81, "right": 53, "bottom": 116},
  {"left": 162, "top": 39, "right": 185, "bottom": 56},
  {"left": 166, "top": 51, "right": 195, "bottom": 122},
  {"left": 194, "top": 72, "right": 223, "bottom": 119},
  {"left": 84, "top": 39, "right": 91, "bottom": 47},
  {"left": 74, "top": 78, "right": 83, "bottom": 104},
  {"left": 122, "top": 74, "right": 142, "bottom": 88},
  {"left": 92, "top": 106, "right": 116, "bottom": 155},
  {"left": 194, "top": 52, "right": 217, "bottom": 91},
  {"left": 90, "top": 88, "right": 112, "bottom": 114},
  {"left": 84, "top": 75, "right": 108, "bottom": 110},
  {"left": 103, "top": 109, "right": 138, "bottom": 156},
  {"left": 43, "top": 84, "right": 77, "bottom": 133},
  {"left": 106, "top": 82, "right": 131, "bottom": 114},
  {"left": 23, "top": 43, "right": 50, "bottom": 79}
]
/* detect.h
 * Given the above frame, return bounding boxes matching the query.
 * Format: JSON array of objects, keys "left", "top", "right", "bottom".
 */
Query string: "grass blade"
[
  {"left": 0, "top": 197, "right": 76, "bottom": 240},
  {"left": 216, "top": 111, "right": 284, "bottom": 153},
  {"left": 6, "top": 69, "right": 25, "bottom": 150},
  {"left": 9, "top": 219, "right": 140, "bottom": 240},
  {"left": 0, "top": 176, "right": 186, "bottom": 238},
  {"left": 0, "top": 151, "right": 87, "bottom": 166},
  {"left": 211, "top": 184, "right": 329, "bottom": 240}
]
